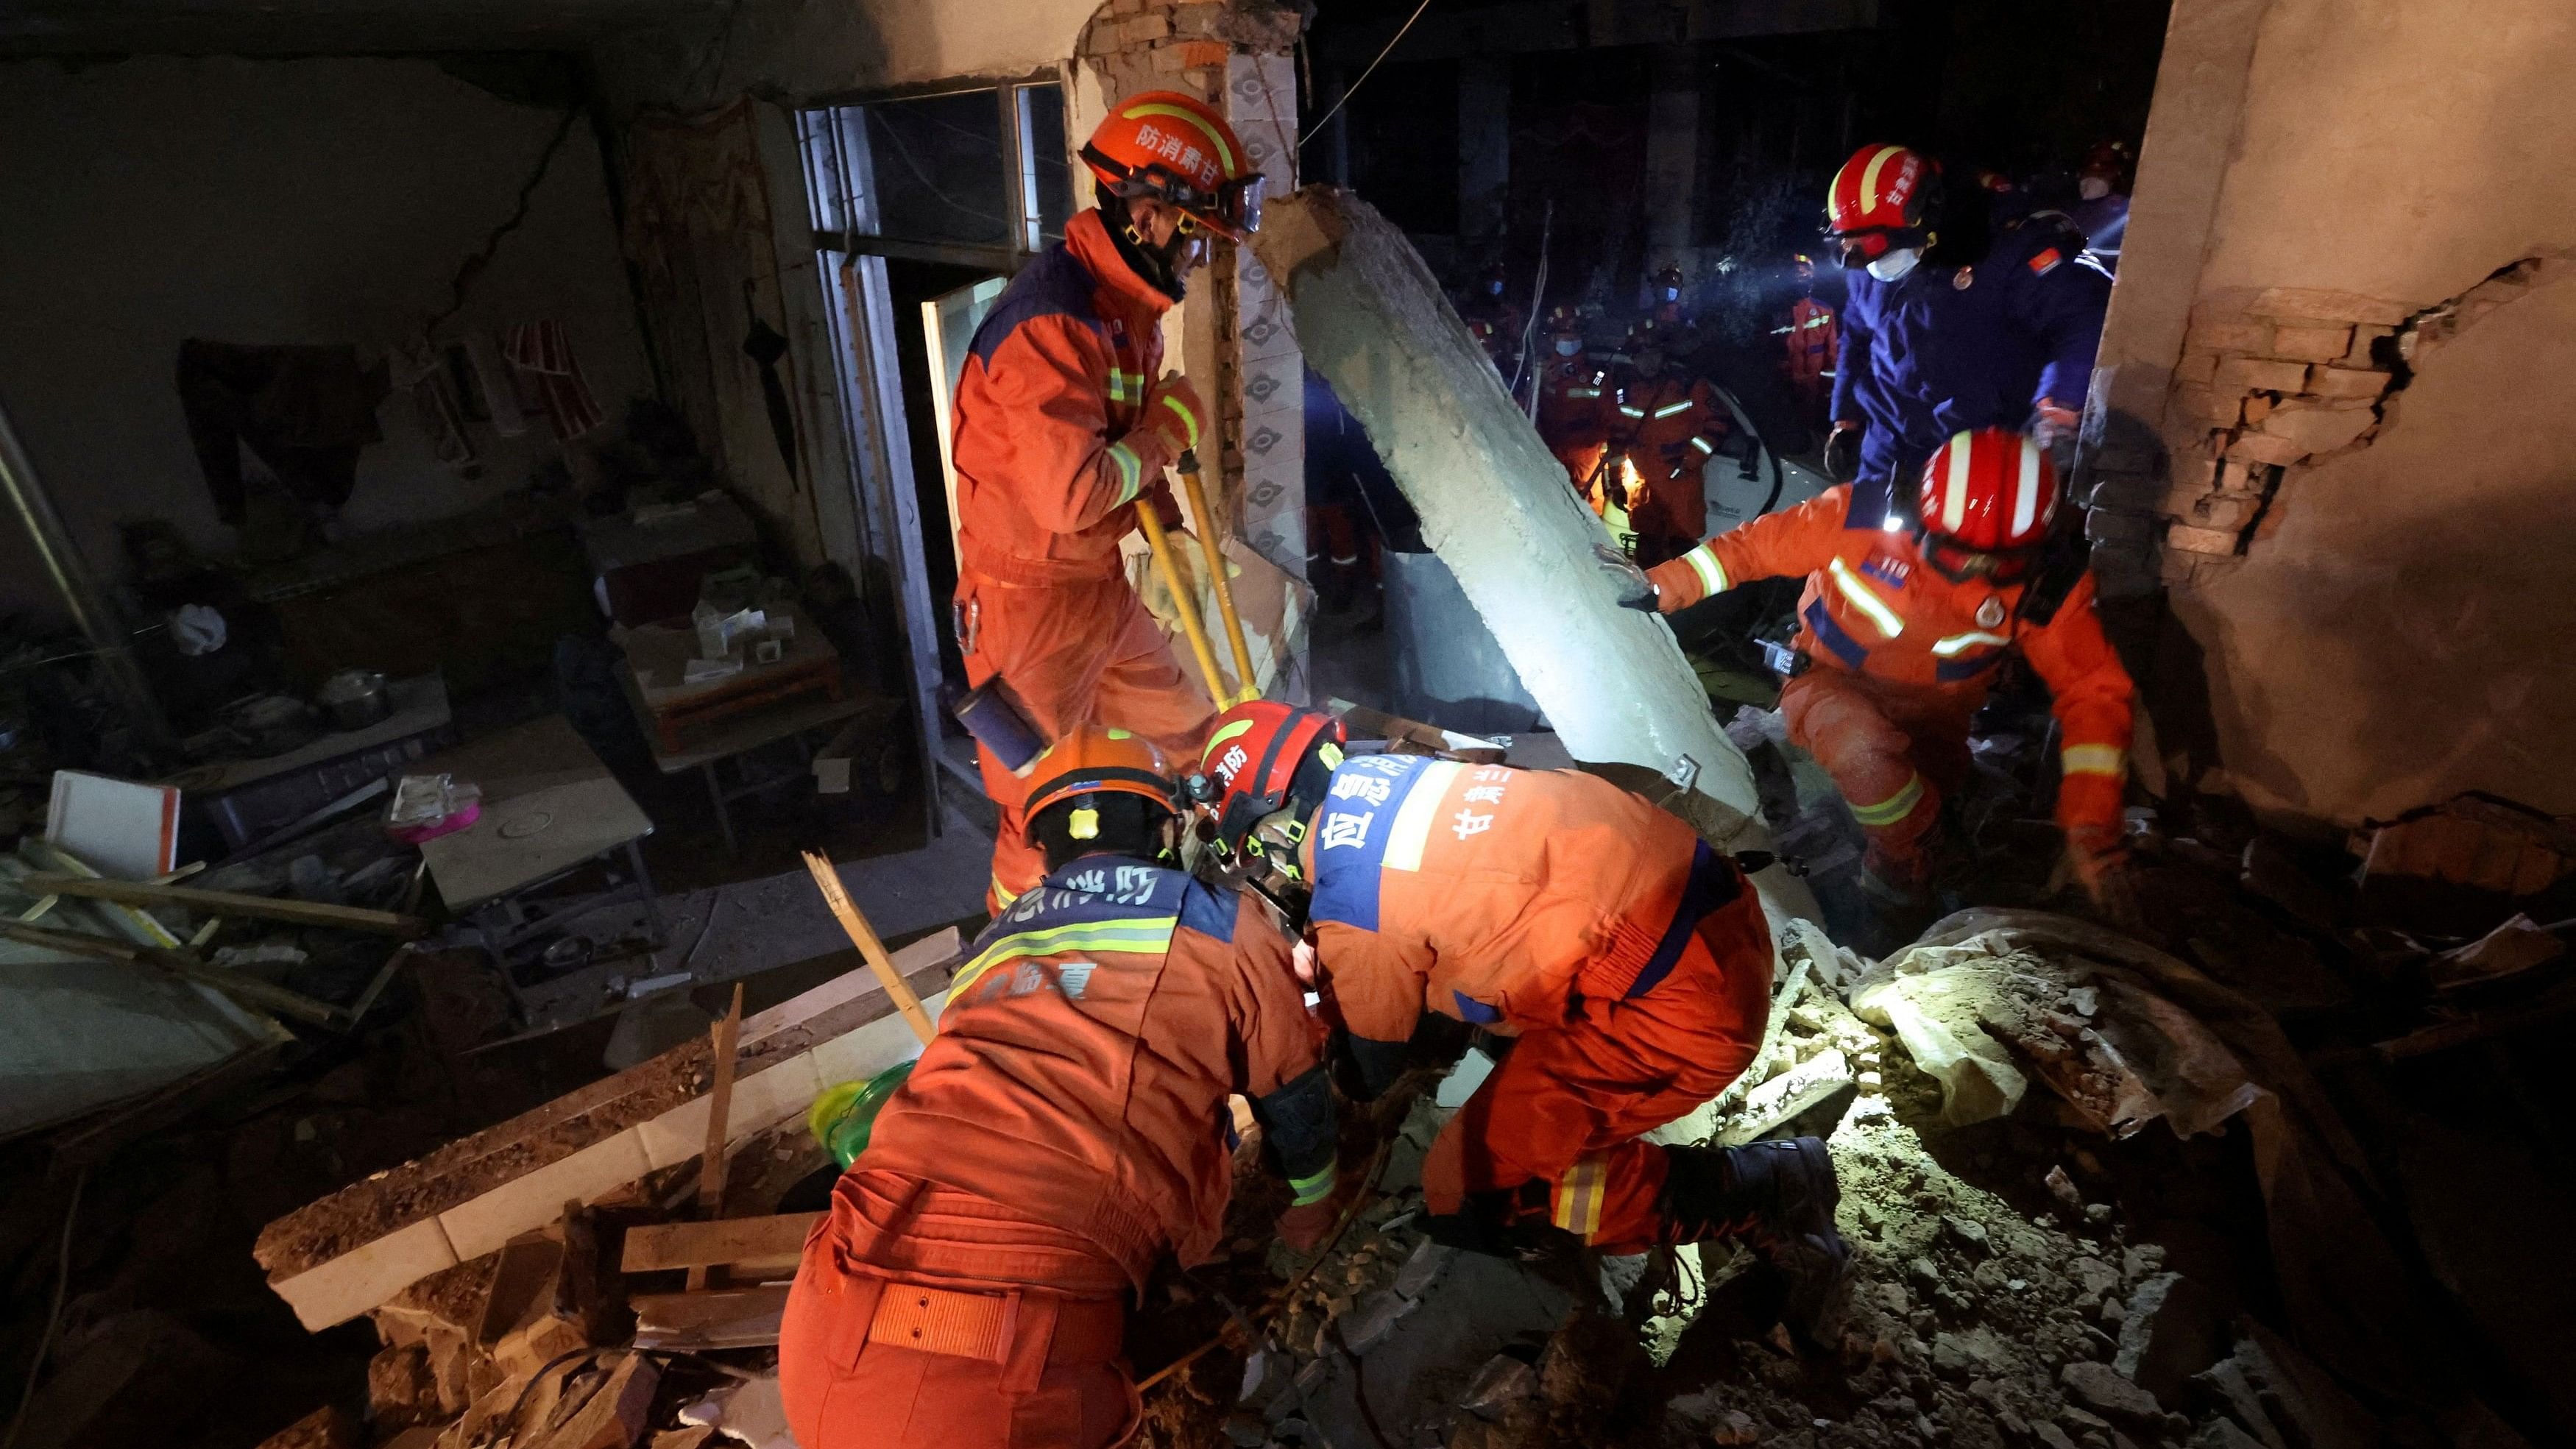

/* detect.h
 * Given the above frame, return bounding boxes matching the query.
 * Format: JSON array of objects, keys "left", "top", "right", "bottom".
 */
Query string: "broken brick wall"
[{"left": 2078, "top": 0, "right": 2576, "bottom": 826}]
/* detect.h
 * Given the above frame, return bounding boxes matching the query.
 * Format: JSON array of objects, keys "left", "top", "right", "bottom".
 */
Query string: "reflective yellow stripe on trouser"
[
  {"left": 1551, "top": 1154, "right": 1611, "bottom": 1241},
  {"left": 2062, "top": 744, "right": 2126, "bottom": 777},
  {"left": 1850, "top": 772, "right": 1928, "bottom": 828}
]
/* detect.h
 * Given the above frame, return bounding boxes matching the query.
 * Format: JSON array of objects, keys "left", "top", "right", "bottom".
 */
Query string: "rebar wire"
[
  {"left": 4, "top": 1170, "right": 88, "bottom": 1449},
  {"left": 1299, "top": 0, "right": 1435, "bottom": 146}
]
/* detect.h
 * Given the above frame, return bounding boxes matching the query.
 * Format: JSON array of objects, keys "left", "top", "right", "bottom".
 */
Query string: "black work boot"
[{"left": 1658, "top": 1138, "right": 1852, "bottom": 1342}]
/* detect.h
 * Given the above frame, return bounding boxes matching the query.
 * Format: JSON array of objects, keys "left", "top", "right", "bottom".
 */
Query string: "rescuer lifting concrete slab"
[{"left": 1248, "top": 186, "right": 1814, "bottom": 920}]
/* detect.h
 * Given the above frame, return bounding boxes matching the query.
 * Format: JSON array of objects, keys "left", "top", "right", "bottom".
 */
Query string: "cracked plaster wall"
[{"left": 2082, "top": 0, "right": 2576, "bottom": 826}]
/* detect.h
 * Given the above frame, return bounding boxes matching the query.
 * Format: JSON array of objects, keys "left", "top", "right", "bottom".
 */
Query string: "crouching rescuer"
[
  {"left": 779, "top": 726, "right": 1338, "bottom": 1449},
  {"left": 1610, "top": 428, "right": 2136, "bottom": 904},
  {"left": 1194, "top": 703, "right": 1850, "bottom": 1322}
]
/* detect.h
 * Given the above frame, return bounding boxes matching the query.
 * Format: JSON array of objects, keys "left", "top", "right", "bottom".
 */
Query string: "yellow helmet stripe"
[
  {"left": 1857, "top": 144, "right": 1908, "bottom": 215},
  {"left": 1123, "top": 102, "right": 1238, "bottom": 175}
]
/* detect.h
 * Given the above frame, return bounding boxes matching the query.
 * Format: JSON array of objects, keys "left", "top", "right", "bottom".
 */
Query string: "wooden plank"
[
  {"left": 620, "top": 1213, "right": 821, "bottom": 1275},
  {"left": 18, "top": 872, "right": 428, "bottom": 937},
  {"left": 687, "top": 984, "right": 747, "bottom": 1292},
  {"left": 629, "top": 1286, "right": 790, "bottom": 1350},
  {"left": 0, "top": 919, "right": 342, "bottom": 1028},
  {"left": 258, "top": 932, "right": 959, "bottom": 1330},
  {"left": 802, "top": 851, "right": 937, "bottom": 1043}
]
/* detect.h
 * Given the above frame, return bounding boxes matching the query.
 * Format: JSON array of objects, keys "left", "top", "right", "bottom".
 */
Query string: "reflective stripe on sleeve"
[
  {"left": 1653, "top": 400, "right": 1692, "bottom": 418},
  {"left": 1826, "top": 556, "right": 1906, "bottom": 638},
  {"left": 1107, "top": 442, "right": 1144, "bottom": 503},
  {"left": 1683, "top": 545, "right": 1729, "bottom": 598},
  {"left": 2062, "top": 744, "right": 2127, "bottom": 777},
  {"left": 1850, "top": 773, "right": 1928, "bottom": 826},
  {"left": 1691, "top": 436, "right": 1716, "bottom": 454},
  {"left": 1931, "top": 630, "right": 2012, "bottom": 657}
]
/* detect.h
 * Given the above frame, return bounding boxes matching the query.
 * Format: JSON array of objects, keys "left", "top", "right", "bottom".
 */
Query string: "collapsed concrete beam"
[
  {"left": 253, "top": 928, "right": 960, "bottom": 1331},
  {"left": 1248, "top": 188, "right": 1813, "bottom": 918}
]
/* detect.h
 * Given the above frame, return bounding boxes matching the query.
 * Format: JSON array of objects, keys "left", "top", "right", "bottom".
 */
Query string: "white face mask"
[
  {"left": 2078, "top": 176, "right": 2112, "bottom": 202},
  {"left": 1866, "top": 247, "right": 1922, "bottom": 283},
  {"left": 1554, "top": 338, "right": 1581, "bottom": 356}
]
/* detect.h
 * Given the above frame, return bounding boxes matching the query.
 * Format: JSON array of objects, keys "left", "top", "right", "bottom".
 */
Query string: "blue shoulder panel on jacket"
[
  {"left": 966, "top": 243, "right": 1100, "bottom": 369},
  {"left": 1307, "top": 754, "right": 1440, "bottom": 934},
  {"left": 1178, "top": 878, "right": 1239, "bottom": 943}
]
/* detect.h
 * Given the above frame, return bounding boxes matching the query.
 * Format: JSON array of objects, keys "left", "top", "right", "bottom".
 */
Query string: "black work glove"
[
  {"left": 1593, "top": 542, "right": 1659, "bottom": 612},
  {"left": 1823, "top": 422, "right": 1862, "bottom": 481}
]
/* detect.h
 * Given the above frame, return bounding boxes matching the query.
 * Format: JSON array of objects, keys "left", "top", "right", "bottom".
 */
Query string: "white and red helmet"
[
  {"left": 1917, "top": 428, "right": 2060, "bottom": 576},
  {"left": 1824, "top": 144, "right": 1940, "bottom": 268}
]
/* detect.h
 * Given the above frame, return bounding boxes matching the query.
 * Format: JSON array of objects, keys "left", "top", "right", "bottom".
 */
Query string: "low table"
[
  {"left": 414, "top": 715, "right": 662, "bottom": 982},
  {"left": 167, "top": 673, "right": 456, "bottom": 854},
  {"left": 628, "top": 687, "right": 868, "bottom": 857},
  {"left": 619, "top": 606, "right": 843, "bottom": 755}
]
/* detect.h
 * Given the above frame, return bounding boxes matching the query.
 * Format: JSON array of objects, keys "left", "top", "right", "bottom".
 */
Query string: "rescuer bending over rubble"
[
  {"left": 948, "top": 90, "right": 1267, "bottom": 915},
  {"left": 1607, "top": 428, "right": 2137, "bottom": 907},
  {"left": 1195, "top": 702, "right": 1850, "bottom": 1325},
  {"left": 779, "top": 727, "right": 1340, "bottom": 1449}
]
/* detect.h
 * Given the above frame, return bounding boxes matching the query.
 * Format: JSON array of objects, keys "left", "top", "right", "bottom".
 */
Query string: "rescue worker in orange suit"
[
  {"left": 1779, "top": 253, "right": 1841, "bottom": 422},
  {"left": 1460, "top": 261, "right": 1524, "bottom": 377},
  {"left": 1192, "top": 703, "right": 1849, "bottom": 1325},
  {"left": 1818, "top": 144, "right": 2110, "bottom": 517},
  {"left": 781, "top": 727, "right": 1340, "bottom": 1449},
  {"left": 1595, "top": 319, "right": 1730, "bottom": 567},
  {"left": 1534, "top": 305, "right": 1610, "bottom": 497},
  {"left": 949, "top": 90, "right": 1267, "bottom": 915},
  {"left": 1607, "top": 428, "right": 2134, "bottom": 905}
]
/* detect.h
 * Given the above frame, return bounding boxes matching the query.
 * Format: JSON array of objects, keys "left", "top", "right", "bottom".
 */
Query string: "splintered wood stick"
[
  {"left": 801, "top": 851, "right": 937, "bottom": 1046},
  {"left": 689, "top": 982, "right": 746, "bottom": 1292}
]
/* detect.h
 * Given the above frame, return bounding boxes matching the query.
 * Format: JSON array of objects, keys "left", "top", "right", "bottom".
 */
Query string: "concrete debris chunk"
[
  {"left": 1942, "top": 1214, "right": 1991, "bottom": 1252},
  {"left": 2114, "top": 1273, "right": 2229, "bottom": 1410},
  {"left": 1933, "top": 1326, "right": 2016, "bottom": 1380},
  {"left": 2062, "top": 1361, "right": 2166, "bottom": 1425},
  {"left": 1719, "top": 1047, "right": 1856, "bottom": 1146},
  {"left": 251, "top": 1406, "right": 362, "bottom": 1449},
  {"left": 531, "top": 1350, "right": 658, "bottom": 1449},
  {"left": 1457, "top": 1353, "right": 1540, "bottom": 1420},
  {"left": 1393, "top": 1239, "right": 1455, "bottom": 1300}
]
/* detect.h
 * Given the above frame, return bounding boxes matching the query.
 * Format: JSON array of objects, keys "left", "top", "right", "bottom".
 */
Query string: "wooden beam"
[
  {"left": 802, "top": 852, "right": 937, "bottom": 1044},
  {"left": 0, "top": 918, "right": 342, "bottom": 1028},
  {"left": 687, "top": 983, "right": 747, "bottom": 1292},
  {"left": 18, "top": 873, "right": 428, "bottom": 937},
  {"left": 620, "top": 1213, "right": 821, "bottom": 1275}
]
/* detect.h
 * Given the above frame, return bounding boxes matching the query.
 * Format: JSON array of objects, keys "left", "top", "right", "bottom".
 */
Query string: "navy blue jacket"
[{"left": 1830, "top": 224, "right": 2112, "bottom": 489}]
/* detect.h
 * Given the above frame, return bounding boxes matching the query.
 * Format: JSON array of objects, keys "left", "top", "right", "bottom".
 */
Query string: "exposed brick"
[
  {"left": 2226, "top": 431, "right": 2309, "bottom": 467},
  {"left": 2173, "top": 350, "right": 2220, "bottom": 386},
  {"left": 2248, "top": 287, "right": 2414, "bottom": 327},
  {"left": 2304, "top": 366, "right": 2391, "bottom": 400},
  {"left": 1151, "top": 44, "right": 1187, "bottom": 70},
  {"left": 2268, "top": 324, "right": 2353, "bottom": 363},
  {"left": 1178, "top": 40, "right": 1231, "bottom": 66},
  {"left": 2260, "top": 402, "right": 2374, "bottom": 455},
  {"left": 2212, "top": 356, "right": 2310, "bottom": 393},
  {"left": 1128, "top": 13, "right": 1172, "bottom": 40},
  {"left": 2166, "top": 522, "right": 2245, "bottom": 556},
  {"left": 2185, "top": 493, "right": 2265, "bottom": 532},
  {"left": 2186, "top": 321, "right": 2271, "bottom": 354},
  {"left": 2241, "top": 394, "right": 2274, "bottom": 425},
  {"left": 2216, "top": 458, "right": 2274, "bottom": 494},
  {"left": 2346, "top": 324, "right": 2396, "bottom": 366}
]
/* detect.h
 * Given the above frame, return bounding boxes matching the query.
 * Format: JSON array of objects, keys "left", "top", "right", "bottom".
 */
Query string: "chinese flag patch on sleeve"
[{"left": 2028, "top": 247, "right": 2063, "bottom": 275}]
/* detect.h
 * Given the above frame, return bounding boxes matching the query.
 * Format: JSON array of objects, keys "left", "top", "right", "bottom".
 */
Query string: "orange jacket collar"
[{"left": 1066, "top": 208, "right": 1178, "bottom": 319}]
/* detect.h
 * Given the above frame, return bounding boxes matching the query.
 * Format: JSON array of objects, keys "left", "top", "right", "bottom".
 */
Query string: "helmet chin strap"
[{"left": 1107, "top": 199, "right": 1195, "bottom": 302}]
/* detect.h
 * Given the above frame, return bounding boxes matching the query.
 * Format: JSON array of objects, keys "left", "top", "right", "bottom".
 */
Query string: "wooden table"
[
  {"left": 620, "top": 606, "right": 843, "bottom": 755},
  {"left": 624, "top": 686, "right": 868, "bottom": 857},
  {"left": 414, "top": 715, "right": 662, "bottom": 977}
]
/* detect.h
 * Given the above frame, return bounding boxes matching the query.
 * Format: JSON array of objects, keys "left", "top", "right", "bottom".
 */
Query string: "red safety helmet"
[
  {"left": 1653, "top": 263, "right": 1686, "bottom": 303},
  {"left": 1916, "top": 428, "right": 2060, "bottom": 582},
  {"left": 1020, "top": 726, "right": 1181, "bottom": 845},
  {"left": 2078, "top": 139, "right": 2136, "bottom": 188},
  {"left": 1546, "top": 303, "right": 1584, "bottom": 339},
  {"left": 1824, "top": 144, "right": 1941, "bottom": 268},
  {"left": 1193, "top": 701, "right": 1346, "bottom": 854},
  {"left": 1082, "top": 90, "right": 1264, "bottom": 241}
]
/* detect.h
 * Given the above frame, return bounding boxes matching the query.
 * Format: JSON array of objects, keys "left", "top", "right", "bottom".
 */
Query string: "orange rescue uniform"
[
  {"left": 1296, "top": 757, "right": 1772, "bottom": 1253},
  {"left": 1646, "top": 483, "right": 2134, "bottom": 880},
  {"left": 1535, "top": 351, "right": 1610, "bottom": 495},
  {"left": 1599, "top": 371, "right": 1729, "bottom": 564},
  {"left": 1783, "top": 296, "right": 1840, "bottom": 419},
  {"left": 782, "top": 859, "right": 1334, "bottom": 1449},
  {"left": 950, "top": 210, "right": 1215, "bottom": 913}
]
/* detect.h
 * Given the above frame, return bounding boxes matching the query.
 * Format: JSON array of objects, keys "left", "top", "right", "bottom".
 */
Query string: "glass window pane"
[
  {"left": 1019, "top": 83, "right": 1073, "bottom": 244},
  {"left": 863, "top": 91, "right": 1010, "bottom": 247}
]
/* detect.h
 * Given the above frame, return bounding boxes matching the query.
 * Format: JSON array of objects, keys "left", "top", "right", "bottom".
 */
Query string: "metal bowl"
[{"left": 316, "top": 669, "right": 391, "bottom": 731}]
